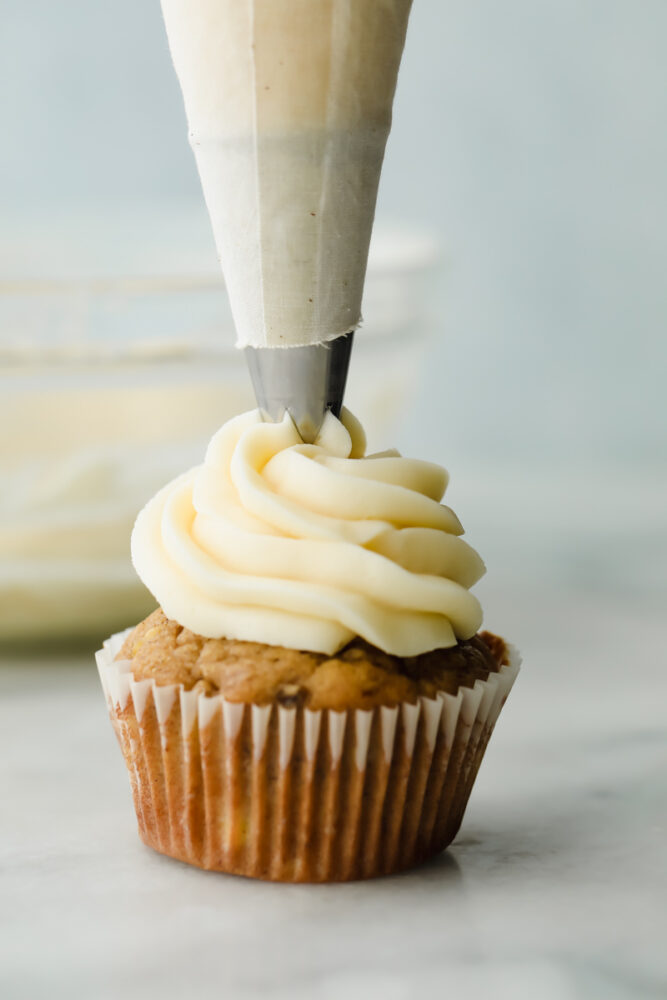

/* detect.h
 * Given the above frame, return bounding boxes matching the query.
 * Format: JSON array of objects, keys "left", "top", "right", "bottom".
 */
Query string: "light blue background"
[{"left": 2, "top": 0, "right": 666, "bottom": 619}]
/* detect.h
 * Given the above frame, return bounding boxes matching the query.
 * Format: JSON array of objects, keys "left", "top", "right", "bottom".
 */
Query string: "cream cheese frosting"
[{"left": 131, "top": 409, "right": 485, "bottom": 656}]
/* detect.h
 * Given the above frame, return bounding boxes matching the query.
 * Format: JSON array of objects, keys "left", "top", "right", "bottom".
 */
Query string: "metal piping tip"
[{"left": 244, "top": 332, "right": 354, "bottom": 442}]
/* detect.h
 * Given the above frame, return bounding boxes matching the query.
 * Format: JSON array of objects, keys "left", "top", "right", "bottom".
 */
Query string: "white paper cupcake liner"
[{"left": 96, "top": 631, "right": 519, "bottom": 881}]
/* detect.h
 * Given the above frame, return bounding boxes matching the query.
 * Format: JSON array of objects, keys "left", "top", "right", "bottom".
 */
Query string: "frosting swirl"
[{"left": 131, "top": 409, "right": 485, "bottom": 656}]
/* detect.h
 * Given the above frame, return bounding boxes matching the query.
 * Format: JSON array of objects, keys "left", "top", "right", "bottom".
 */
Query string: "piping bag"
[{"left": 160, "top": 0, "right": 413, "bottom": 440}]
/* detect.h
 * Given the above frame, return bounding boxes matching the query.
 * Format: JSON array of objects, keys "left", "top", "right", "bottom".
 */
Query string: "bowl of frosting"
[{"left": 0, "top": 218, "right": 438, "bottom": 643}]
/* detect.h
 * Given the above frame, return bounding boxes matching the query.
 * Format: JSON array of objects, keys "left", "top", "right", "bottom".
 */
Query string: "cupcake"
[{"left": 96, "top": 409, "right": 519, "bottom": 881}]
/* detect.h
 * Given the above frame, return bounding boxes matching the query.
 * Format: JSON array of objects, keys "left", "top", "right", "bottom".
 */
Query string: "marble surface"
[{"left": 1, "top": 582, "right": 664, "bottom": 1000}]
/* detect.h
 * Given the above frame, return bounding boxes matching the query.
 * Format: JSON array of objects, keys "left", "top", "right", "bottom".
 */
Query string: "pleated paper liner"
[{"left": 96, "top": 630, "right": 520, "bottom": 882}]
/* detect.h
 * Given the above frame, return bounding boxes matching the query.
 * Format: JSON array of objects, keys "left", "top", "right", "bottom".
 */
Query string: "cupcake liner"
[{"left": 96, "top": 631, "right": 519, "bottom": 882}]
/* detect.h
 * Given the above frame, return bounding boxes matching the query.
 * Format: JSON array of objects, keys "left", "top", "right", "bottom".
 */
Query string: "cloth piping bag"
[{"left": 160, "top": 0, "right": 413, "bottom": 348}]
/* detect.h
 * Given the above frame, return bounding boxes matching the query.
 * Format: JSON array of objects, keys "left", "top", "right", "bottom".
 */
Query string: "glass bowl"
[{"left": 0, "top": 228, "right": 438, "bottom": 642}]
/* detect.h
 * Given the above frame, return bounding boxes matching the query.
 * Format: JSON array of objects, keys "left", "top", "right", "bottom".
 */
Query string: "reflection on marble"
[{"left": 1, "top": 583, "right": 665, "bottom": 1000}]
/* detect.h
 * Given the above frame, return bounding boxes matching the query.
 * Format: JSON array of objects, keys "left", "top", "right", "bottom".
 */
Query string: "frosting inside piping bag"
[
  {"left": 160, "top": 0, "right": 413, "bottom": 348},
  {"left": 131, "top": 410, "right": 485, "bottom": 656}
]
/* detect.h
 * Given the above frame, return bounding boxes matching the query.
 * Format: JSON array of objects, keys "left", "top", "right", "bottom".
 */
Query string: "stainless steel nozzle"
[{"left": 244, "top": 332, "right": 354, "bottom": 442}]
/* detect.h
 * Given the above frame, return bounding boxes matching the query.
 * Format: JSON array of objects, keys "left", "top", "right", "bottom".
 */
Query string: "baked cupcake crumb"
[{"left": 117, "top": 608, "right": 506, "bottom": 711}]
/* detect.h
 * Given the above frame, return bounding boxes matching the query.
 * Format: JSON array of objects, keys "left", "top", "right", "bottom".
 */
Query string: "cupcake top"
[
  {"left": 131, "top": 408, "right": 485, "bottom": 657},
  {"left": 118, "top": 609, "right": 506, "bottom": 711}
]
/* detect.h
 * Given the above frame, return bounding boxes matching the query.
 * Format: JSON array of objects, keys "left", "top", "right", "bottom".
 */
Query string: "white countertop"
[{"left": 1, "top": 582, "right": 664, "bottom": 1000}]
